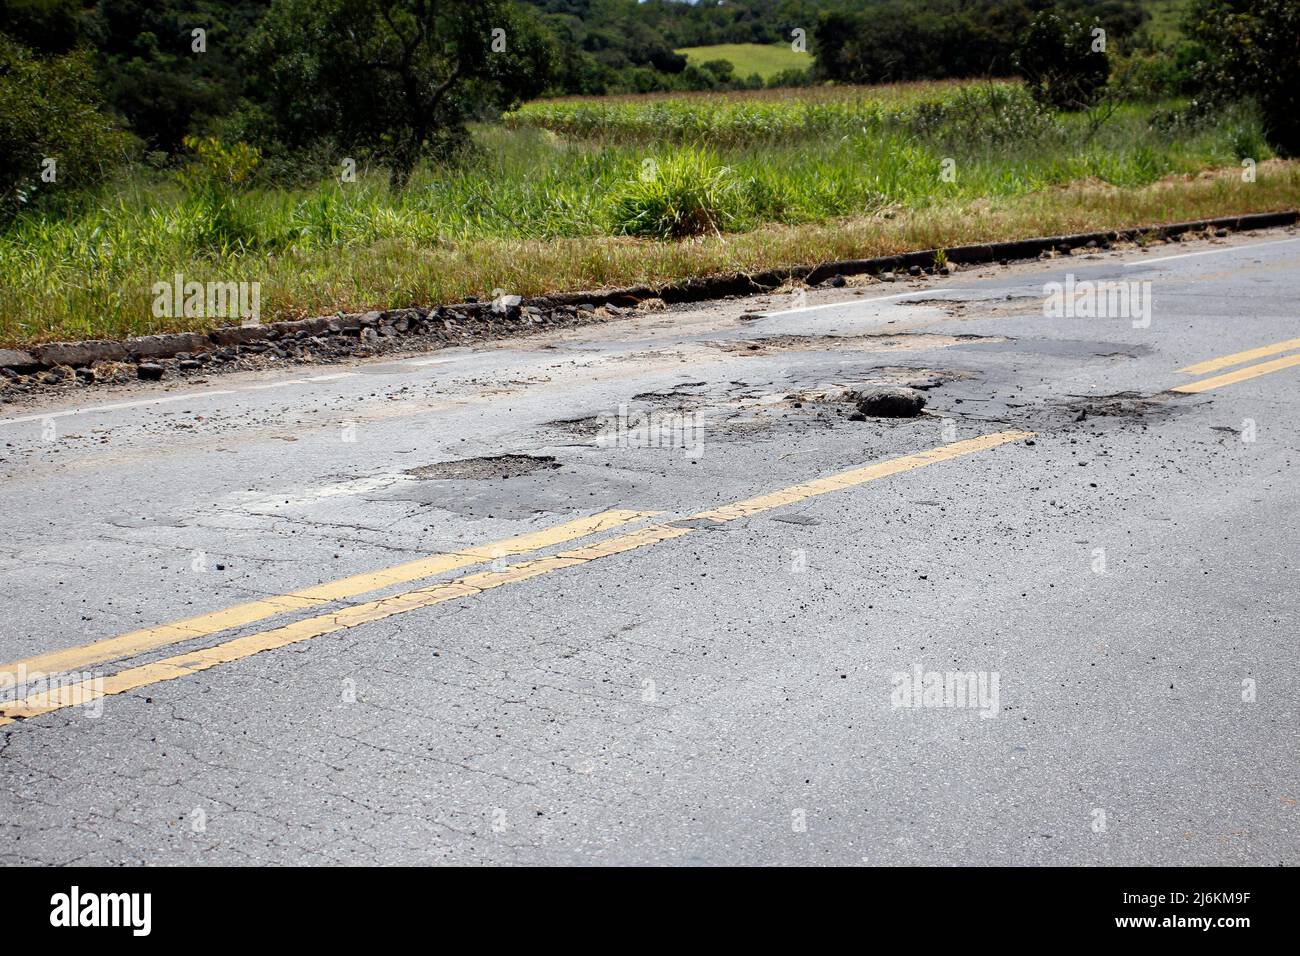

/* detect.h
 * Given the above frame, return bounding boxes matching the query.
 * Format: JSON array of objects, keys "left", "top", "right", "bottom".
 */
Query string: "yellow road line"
[
  {"left": 1170, "top": 352, "right": 1300, "bottom": 394},
  {"left": 0, "top": 430, "right": 1030, "bottom": 726},
  {"left": 0, "top": 509, "right": 653, "bottom": 685},
  {"left": 693, "top": 431, "right": 1022, "bottom": 521},
  {"left": 1178, "top": 337, "right": 1300, "bottom": 375}
]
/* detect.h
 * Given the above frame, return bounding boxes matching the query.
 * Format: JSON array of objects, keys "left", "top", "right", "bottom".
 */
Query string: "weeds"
[{"left": 608, "top": 148, "right": 743, "bottom": 238}]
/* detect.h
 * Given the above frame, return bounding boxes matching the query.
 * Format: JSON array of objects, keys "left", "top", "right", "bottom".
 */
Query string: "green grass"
[
  {"left": 675, "top": 42, "right": 812, "bottom": 81},
  {"left": 608, "top": 147, "right": 746, "bottom": 239},
  {"left": 2, "top": 80, "right": 1296, "bottom": 346},
  {"left": 506, "top": 81, "right": 986, "bottom": 144}
]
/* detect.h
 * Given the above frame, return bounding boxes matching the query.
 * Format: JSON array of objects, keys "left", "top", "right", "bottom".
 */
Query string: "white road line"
[
  {"left": 0, "top": 372, "right": 363, "bottom": 428},
  {"left": 759, "top": 288, "right": 984, "bottom": 318},
  {"left": 1124, "top": 236, "right": 1300, "bottom": 267},
  {"left": 0, "top": 356, "right": 467, "bottom": 428},
  {"left": 243, "top": 381, "right": 297, "bottom": 391},
  {"left": 0, "top": 390, "right": 239, "bottom": 426},
  {"left": 230, "top": 473, "right": 420, "bottom": 512}
]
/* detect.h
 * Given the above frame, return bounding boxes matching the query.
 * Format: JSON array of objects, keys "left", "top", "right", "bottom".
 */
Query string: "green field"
[
  {"left": 2, "top": 80, "right": 1295, "bottom": 346},
  {"left": 675, "top": 43, "right": 812, "bottom": 81},
  {"left": 506, "top": 81, "right": 1003, "bottom": 144}
]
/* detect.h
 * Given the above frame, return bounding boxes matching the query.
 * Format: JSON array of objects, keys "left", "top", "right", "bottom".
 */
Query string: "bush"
[
  {"left": 905, "top": 84, "right": 1061, "bottom": 147},
  {"left": 766, "top": 68, "right": 814, "bottom": 89},
  {"left": 175, "top": 136, "right": 262, "bottom": 250},
  {"left": 1016, "top": 11, "right": 1111, "bottom": 110},
  {"left": 1188, "top": 0, "right": 1300, "bottom": 157},
  {"left": 176, "top": 137, "right": 261, "bottom": 195},
  {"left": 606, "top": 148, "right": 744, "bottom": 239},
  {"left": 1227, "top": 123, "right": 1268, "bottom": 163},
  {"left": 0, "top": 36, "right": 133, "bottom": 220}
]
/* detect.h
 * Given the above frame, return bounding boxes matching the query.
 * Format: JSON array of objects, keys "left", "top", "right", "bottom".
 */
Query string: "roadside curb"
[
  {"left": 2, "top": 209, "right": 1295, "bottom": 381},
  {"left": 537, "top": 209, "right": 1298, "bottom": 307}
]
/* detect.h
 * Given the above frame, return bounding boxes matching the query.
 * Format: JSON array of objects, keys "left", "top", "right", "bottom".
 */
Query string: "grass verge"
[
  {"left": 2, "top": 81, "right": 1295, "bottom": 346},
  {"left": 3, "top": 163, "right": 1294, "bottom": 347}
]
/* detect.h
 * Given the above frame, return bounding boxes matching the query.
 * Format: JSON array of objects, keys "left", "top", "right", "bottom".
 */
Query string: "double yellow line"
[
  {"left": 1172, "top": 336, "right": 1300, "bottom": 393},
  {"left": 0, "top": 430, "right": 1031, "bottom": 726},
  {"left": 8, "top": 332, "right": 1292, "bottom": 728},
  {"left": 1, "top": 509, "right": 650, "bottom": 682}
]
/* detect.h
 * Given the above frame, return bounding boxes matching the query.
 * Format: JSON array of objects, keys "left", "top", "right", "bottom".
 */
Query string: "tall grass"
[
  {"left": 507, "top": 80, "right": 997, "bottom": 140},
  {"left": 607, "top": 148, "right": 746, "bottom": 238},
  {"left": 0, "top": 82, "right": 1291, "bottom": 345}
]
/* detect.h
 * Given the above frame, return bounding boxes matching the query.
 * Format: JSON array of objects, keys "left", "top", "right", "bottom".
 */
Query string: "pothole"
[
  {"left": 544, "top": 416, "right": 605, "bottom": 438},
  {"left": 780, "top": 368, "right": 967, "bottom": 422},
  {"left": 1056, "top": 392, "right": 1173, "bottom": 421},
  {"left": 851, "top": 386, "right": 927, "bottom": 418},
  {"left": 405, "top": 454, "right": 560, "bottom": 480},
  {"left": 632, "top": 382, "right": 710, "bottom": 405},
  {"left": 789, "top": 367, "right": 969, "bottom": 405}
]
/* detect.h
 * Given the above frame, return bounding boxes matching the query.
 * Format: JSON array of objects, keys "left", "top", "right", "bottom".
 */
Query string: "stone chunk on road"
[{"left": 855, "top": 386, "right": 927, "bottom": 418}]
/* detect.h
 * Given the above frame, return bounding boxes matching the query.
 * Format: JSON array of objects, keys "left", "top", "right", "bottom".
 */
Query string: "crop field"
[
  {"left": 674, "top": 42, "right": 812, "bottom": 80},
  {"left": 2, "top": 80, "right": 1296, "bottom": 346},
  {"left": 504, "top": 80, "right": 992, "bottom": 142}
]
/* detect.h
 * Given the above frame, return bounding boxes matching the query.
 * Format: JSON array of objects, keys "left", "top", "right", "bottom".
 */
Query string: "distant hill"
[
  {"left": 524, "top": 0, "right": 1192, "bottom": 96},
  {"left": 674, "top": 43, "right": 813, "bottom": 82}
]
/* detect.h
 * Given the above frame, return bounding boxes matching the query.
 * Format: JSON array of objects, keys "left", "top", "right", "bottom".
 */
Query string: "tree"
[
  {"left": 812, "top": 2, "right": 1038, "bottom": 85},
  {"left": 1188, "top": 0, "right": 1300, "bottom": 157},
  {"left": 90, "top": 0, "right": 270, "bottom": 153},
  {"left": 1016, "top": 10, "right": 1111, "bottom": 110},
  {"left": 0, "top": 35, "right": 133, "bottom": 220},
  {"left": 0, "top": 0, "right": 84, "bottom": 53},
  {"left": 250, "top": 0, "right": 556, "bottom": 187}
]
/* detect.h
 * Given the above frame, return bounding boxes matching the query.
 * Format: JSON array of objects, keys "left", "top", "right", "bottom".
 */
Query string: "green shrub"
[
  {"left": 1016, "top": 11, "right": 1111, "bottom": 110},
  {"left": 1227, "top": 124, "right": 1267, "bottom": 163},
  {"left": 905, "top": 84, "right": 1061, "bottom": 147},
  {"left": 606, "top": 148, "right": 744, "bottom": 239},
  {"left": 766, "top": 68, "right": 814, "bottom": 89},
  {"left": 0, "top": 36, "right": 133, "bottom": 220},
  {"left": 1188, "top": 0, "right": 1300, "bottom": 158},
  {"left": 176, "top": 136, "right": 262, "bottom": 250}
]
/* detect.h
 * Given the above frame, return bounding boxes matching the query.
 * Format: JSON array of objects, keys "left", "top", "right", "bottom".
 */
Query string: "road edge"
[{"left": 3, "top": 209, "right": 1296, "bottom": 379}]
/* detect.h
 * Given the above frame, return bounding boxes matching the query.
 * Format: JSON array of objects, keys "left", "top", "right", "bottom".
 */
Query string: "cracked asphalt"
[{"left": 1, "top": 228, "right": 1297, "bottom": 865}]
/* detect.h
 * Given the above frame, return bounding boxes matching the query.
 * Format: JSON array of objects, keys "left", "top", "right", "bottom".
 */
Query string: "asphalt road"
[{"left": 1, "top": 228, "right": 1297, "bottom": 865}]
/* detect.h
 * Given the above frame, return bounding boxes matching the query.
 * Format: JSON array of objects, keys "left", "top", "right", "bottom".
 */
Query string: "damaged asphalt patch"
[
  {"left": 707, "top": 332, "right": 1007, "bottom": 355},
  {"left": 405, "top": 454, "right": 561, "bottom": 480},
  {"left": 1056, "top": 392, "right": 1178, "bottom": 421},
  {"left": 547, "top": 366, "right": 965, "bottom": 446},
  {"left": 543, "top": 416, "right": 606, "bottom": 438}
]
